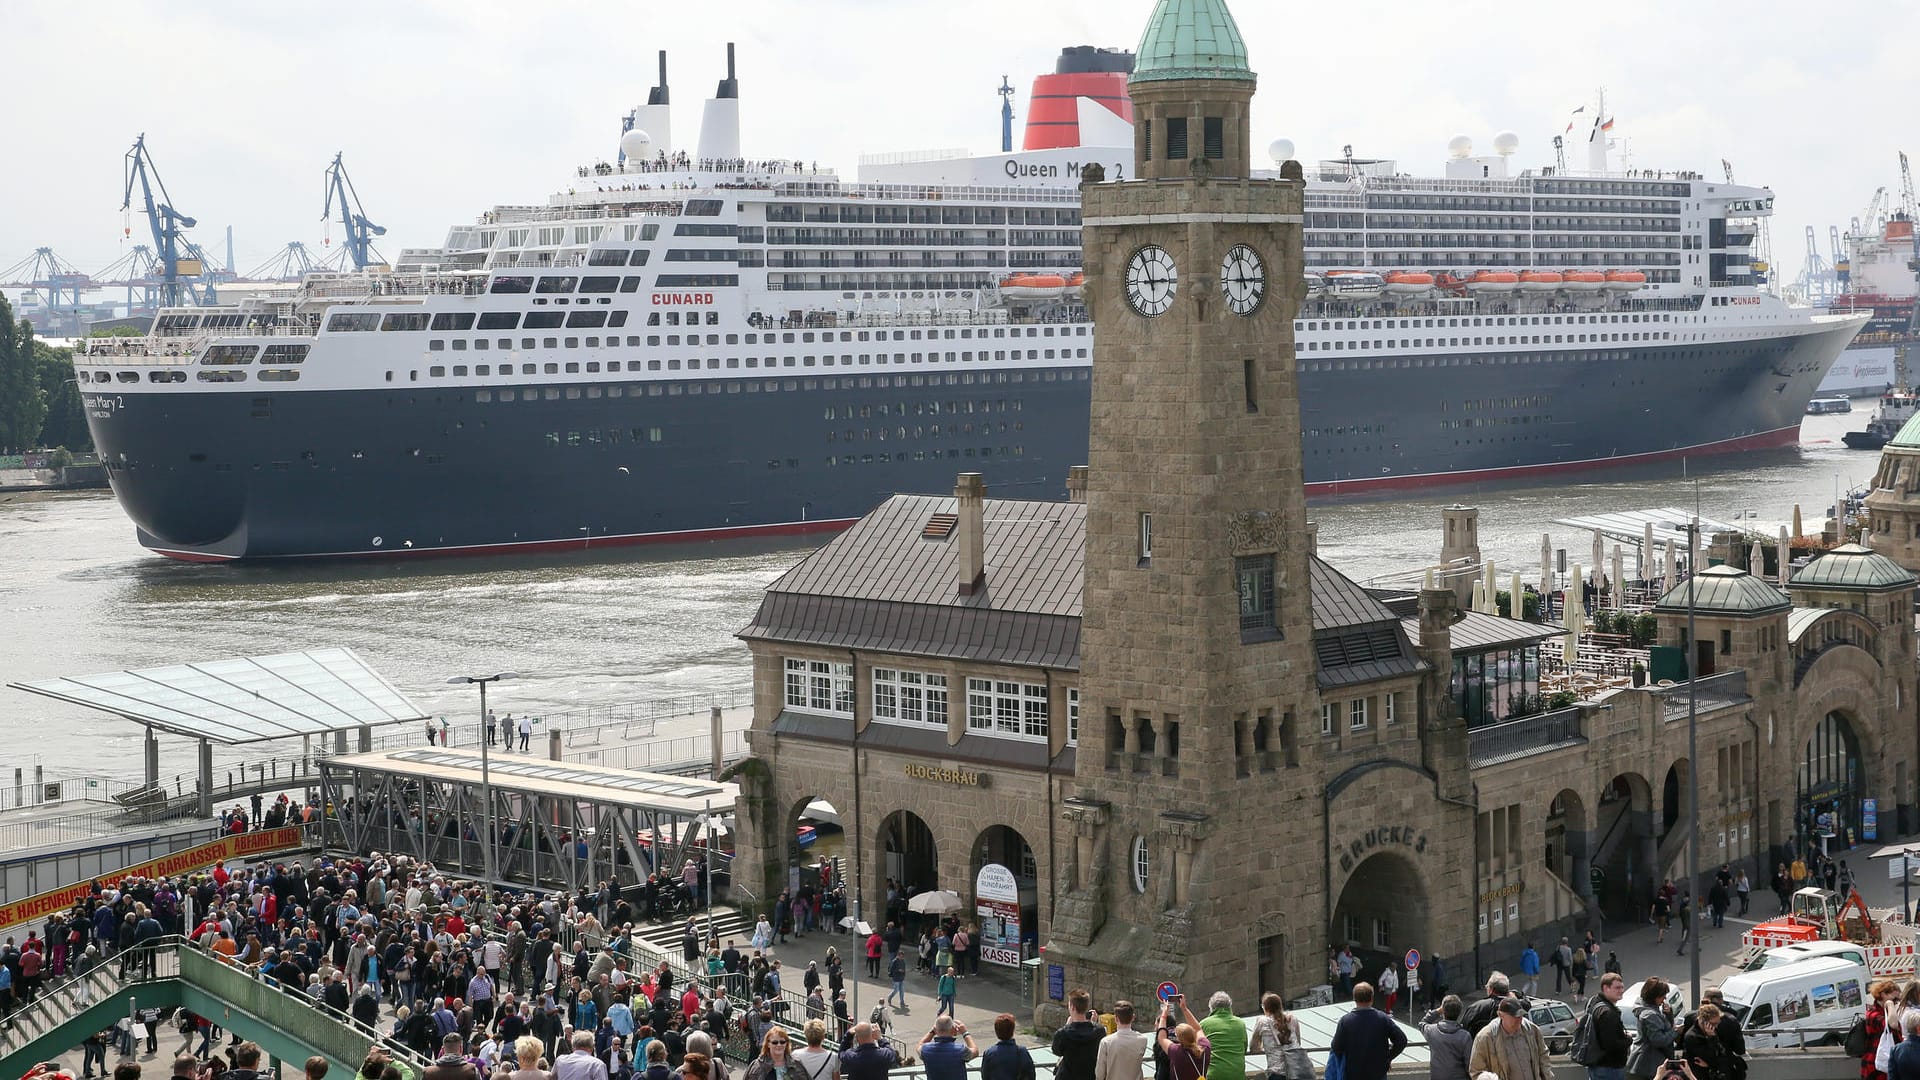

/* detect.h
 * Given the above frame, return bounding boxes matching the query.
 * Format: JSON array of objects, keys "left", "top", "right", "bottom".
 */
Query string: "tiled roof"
[
  {"left": 1309, "top": 556, "right": 1402, "bottom": 632},
  {"left": 1652, "top": 565, "right": 1791, "bottom": 616},
  {"left": 1405, "top": 611, "right": 1564, "bottom": 653},
  {"left": 740, "top": 593, "right": 1082, "bottom": 671},
  {"left": 1789, "top": 543, "right": 1918, "bottom": 591},
  {"left": 765, "top": 494, "right": 1083, "bottom": 616}
]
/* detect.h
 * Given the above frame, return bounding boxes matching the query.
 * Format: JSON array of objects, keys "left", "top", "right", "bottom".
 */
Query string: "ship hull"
[{"left": 88, "top": 319, "right": 1856, "bottom": 561}]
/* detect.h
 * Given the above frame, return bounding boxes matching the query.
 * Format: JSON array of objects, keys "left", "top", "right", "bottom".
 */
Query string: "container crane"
[
  {"left": 321, "top": 152, "right": 385, "bottom": 270},
  {"left": 121, "top": 134, "right": 203, "bottom": 306},
  {"left": 1900, "top": 151, "right": 1915, "bottom": 221},
  {"left": 0, "top": 248, "right": 93, "bottom": 308},
  {"left": 245, "top": 242, "right": 318, "bottom": 283}
]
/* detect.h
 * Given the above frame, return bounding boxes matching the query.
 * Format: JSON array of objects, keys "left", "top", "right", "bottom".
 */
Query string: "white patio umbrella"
[
  {"left": 1423, "top": 568, "right": 1435, "bottom": 590},
  {"left": 1641, "top": 521, "right": 1655, "bottom": 583},
  {"left": 1511, "top": 572, "right": 1525, "bottom": 620},
  {"left": 1470, "top": 578, "right": 1486, "bottom": 614},
  {"left": 1749, "top": 538, "right": 1765, "bottom": 577},
  {"left": 1540, "top": 534, "right": 1554, "bottom": 617},
  {"left": 1778, "top": 526, "right": 1791, "bottom": 586},
  {"left": 1792, "top": 504, "right": 1804, "bottom": 540},
  {"left": 1591, "top": 530, "right": 1606, "bottom": 588},
  {"left": 908, "top": 889, "right": 965, "bottom": 915},
  {"left": 1570, "top": 561, "right": 1584, "bottom": 616},
  {"left": 1664, "top": 539, "right": 1678, "bottom": 594},
  {"left": 1610, "top": 545, "right": 1625, "bottom": 608},
  {"left": 1482, "top": 559, "right": 1497, "bottom": 614}
]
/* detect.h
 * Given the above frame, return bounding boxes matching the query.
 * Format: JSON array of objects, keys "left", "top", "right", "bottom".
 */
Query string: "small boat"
[
  {"left": 1561, "top": 270, "right": 1607, "bottom": 293},
  {"left": 1465, "top": 270, "right": 1519, "bottom": 294},
  {"left": 999, "top": 273, "right": 1067, "bottom": 300},
  {"left": 1302, "top": 272, "right": 1326, "bottom": 298},
  {"left": 1324, "top": 270, "right": 1385, "bottom": 300},
  {"left": 1519, "top": 270, "right": 1563, "bottom": 293},
  {"left": 1603, "top": 269, "right": 1647, "bottom": 293},
  {"left": 1843, "top": 387, "right": 1919, "bottom": 450},
  {"left": 1382, "top": 270, "right": 1435, "bottom": 296},
  {"left": 1806, "top": 397, "right": 1853, "bottom": 415}
]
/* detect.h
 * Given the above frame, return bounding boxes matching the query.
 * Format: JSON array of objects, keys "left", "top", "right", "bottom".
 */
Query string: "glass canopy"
[{"left": 9, "top": 648, "right": 426, "bottom": 745}]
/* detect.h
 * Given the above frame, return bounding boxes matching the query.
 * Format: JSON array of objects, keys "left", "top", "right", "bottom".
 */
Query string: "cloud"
[{"left": 2, "top": 0, "right": 1904, "bottom": 288}]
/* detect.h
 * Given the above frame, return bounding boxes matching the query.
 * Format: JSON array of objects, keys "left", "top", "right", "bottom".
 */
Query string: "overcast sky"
[{"left": 3, "top": 0, "right": 1910, "bottom": 294}]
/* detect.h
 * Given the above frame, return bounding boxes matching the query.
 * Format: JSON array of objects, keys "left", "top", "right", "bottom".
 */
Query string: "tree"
[
  {"left": 0, "top": 295, "right": 49, "bottom": 453},
  {"left": 34, "top": 341, "right": 92, "bottom": 452}
]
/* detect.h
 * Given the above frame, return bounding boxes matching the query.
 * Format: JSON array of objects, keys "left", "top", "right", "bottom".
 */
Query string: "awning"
[
  {"left": 1551, "top": 507, "right": 1748, "bottom": 549},
  {"left": 9, "top": 647, "right": 427, "bottom": 745},
  {"left": 323, "top": 748, "right": 737, "bottom": 815}
]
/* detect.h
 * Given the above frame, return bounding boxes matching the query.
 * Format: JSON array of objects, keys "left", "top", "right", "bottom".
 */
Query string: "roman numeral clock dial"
[
  {"left": 1221, "top": 244, "right": 1266, "bottom": 316},
  {"left": 1124, "top": 245, "right": 1177, "bottom": 318}
]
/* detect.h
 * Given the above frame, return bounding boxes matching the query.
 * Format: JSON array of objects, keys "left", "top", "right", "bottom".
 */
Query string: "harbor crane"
[
  {"left": 246, "top": 242, "right": 319, "bottom": 282},
  {"left": 321, "top": 152, "right": 385, "bottom": 270},
  {"left": 1900, "top": 151, "right": 1916, "bottom": 220},
  {"left": 121, "top": 134, "right": 204, "bottom": 306},
  {"left": 0, "top": 248, "right": 93, "bottom": 308}
]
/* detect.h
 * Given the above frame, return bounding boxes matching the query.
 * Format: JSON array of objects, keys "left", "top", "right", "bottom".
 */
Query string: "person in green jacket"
[
  {"left": 937, "top": 967, "right": 958, "bottom": 1016},
  {"left": 1197, "top": 992, "right": 1247, "bottom": 1080}
]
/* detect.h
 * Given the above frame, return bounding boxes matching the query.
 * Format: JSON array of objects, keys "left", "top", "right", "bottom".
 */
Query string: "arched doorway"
[
  {"left": 880, "top": 808, "right": 939, "bottom": 901},
  {"left": 1545, "top": 789, "right": 1591, "bottom": 895},
  {"left": 1799, "top": 712, "right": 1864, "bottom": 854},
  {"left": 1593, "top": 773, "right": 1654, "bottom": 919},
  {"left": 968, "top": 825, "right": 1038, "bottom": 968},
  {"left": 1332, "top": 852, "right": 1428, "bottom": 993},
  {"left": 1661, "top": 760, "right": 1690, "bottom": 839},
  {"left": 785, "top": 795, "right": 846, "bottom": 897}
]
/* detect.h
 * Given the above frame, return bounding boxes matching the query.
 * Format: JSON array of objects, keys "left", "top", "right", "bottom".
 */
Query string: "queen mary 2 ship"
[{"left": 77, "top": 44, "right": 1867, "bottom": 561}]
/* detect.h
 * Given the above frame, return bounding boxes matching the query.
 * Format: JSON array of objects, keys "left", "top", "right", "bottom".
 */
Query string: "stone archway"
[
  {"left": 968, "top": 824, "right": 1037, "bottom": 968},
  {"left": 880, "top": 808, "right": 940, "bottom": 901},
  {"left": 784, "top": 794, "right": 846, "bottom": 897},
  {"left": 1592, "top": 772, "right": 1655, "bottom": 919},
  {"left": 1799, "top": 711, "right": 1865, "bottom": 855},
  {"left": 1332, "top": 851, "right": 1429, "bottom": 994},
  {"left": 1545, "top": 789, "right": 1591, "bottom": 898}
]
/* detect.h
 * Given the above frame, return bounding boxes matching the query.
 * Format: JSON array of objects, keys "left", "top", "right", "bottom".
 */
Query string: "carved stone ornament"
[{"left": 1227, "top": 509, "right": 1280, "bottom": 555}]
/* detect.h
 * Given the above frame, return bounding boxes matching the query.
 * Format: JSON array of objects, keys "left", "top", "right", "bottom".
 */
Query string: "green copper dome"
[
  {"left": 1789, "top": 543, "right": 1918, "bottom": 591},
  {"left": 1651, "top": 564, "right": 1790, "bottom": 616},
  {"left": 1132, "top": 0, "right": 1252, "bottom": 83},
  {"left": 1889, "top": 410, "right": 1920, "bottom": 449}
]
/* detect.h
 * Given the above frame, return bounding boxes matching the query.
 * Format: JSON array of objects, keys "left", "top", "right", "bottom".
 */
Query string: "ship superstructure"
[{"left": 77, "top": 46, "right": 1866, "bottom": 560}]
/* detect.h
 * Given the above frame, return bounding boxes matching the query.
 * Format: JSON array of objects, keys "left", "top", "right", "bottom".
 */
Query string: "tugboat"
[{"left": 1843, "top": 345, "right": 1917, "bottom": 449}]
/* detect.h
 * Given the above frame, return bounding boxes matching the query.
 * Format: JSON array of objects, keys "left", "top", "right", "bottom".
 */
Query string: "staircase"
[{"left": 0, "top": 938, "right": 431, "bottom": 1080}]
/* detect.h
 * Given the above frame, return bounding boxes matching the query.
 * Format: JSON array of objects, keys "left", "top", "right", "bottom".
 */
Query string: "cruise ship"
[{"left": 77, "top": 46, "right": 1868, "bottom": 561}]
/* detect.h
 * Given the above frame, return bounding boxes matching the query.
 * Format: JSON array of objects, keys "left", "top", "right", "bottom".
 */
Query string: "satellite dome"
[
  {"left": 1493, "top": 131, "right": 1520, "bottom": 155},
  {"left": 1268, "top": 138, "right": 1296, "bottom": 166},
  {"left": 620, "top": 128, "right": 653, "bottom": 162},
  {"left": 1447, "top": 134, "right": 1473, "bottom": 158}
]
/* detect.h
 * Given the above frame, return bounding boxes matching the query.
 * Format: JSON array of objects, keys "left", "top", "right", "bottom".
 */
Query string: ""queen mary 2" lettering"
[{"left": 652, "top": 292, "right": 715, "bottom": 305}]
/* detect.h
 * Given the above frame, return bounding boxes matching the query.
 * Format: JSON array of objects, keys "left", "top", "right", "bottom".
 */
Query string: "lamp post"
[
  {"left": 448, "top": 672, "right": 518, "bottom": 909},
  {"left": 1685, "top": 514, "right": 1701, "bottom": 996}
]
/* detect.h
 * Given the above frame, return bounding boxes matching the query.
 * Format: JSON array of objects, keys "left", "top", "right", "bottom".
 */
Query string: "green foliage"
[
  {"left": 1632, "top": 614, "right": 1659, "bottom": 647},
  {"left": 33, "top": 343, "right": 92, "bottom": 453},
  {"left": 0, "top": 296, "right": 50, "bottom": 453},
  {"left": 1547, "top": 690, "right": 1581, "bottom": 710},
  {"left": 86, "top": 325, "right": 143, "bottom": 338}
]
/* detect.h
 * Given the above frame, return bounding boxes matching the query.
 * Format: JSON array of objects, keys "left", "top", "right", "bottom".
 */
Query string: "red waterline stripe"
[{"left": 1303, "top": 425, "right": 1801, "bottom": 498}]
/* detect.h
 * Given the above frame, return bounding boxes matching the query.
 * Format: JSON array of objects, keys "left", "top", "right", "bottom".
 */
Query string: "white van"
[
  {"left": 1739, "top": 939, "right": 1871, "bottom": 972},
  {"left": 1719, "top": 955, "right": 1871, "bottom": 1049}
]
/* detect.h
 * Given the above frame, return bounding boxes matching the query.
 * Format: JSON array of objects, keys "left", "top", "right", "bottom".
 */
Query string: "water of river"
[{"left": 0, "top": 411, "right": 1877, "bottom": 781}]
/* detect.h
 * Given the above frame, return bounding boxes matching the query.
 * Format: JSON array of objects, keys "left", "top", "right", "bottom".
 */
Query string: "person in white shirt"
[
  {"left": 554, "top": 1031, "right": 609, "bottom": 1080},
  {"left": 1093, "top": 1001, "right": 1150, "bottom": 1080}
]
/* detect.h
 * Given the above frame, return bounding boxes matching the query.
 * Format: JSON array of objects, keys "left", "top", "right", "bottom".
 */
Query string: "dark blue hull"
[{"left": 85, "top": 319, "right": 1855, "bottom": 560}]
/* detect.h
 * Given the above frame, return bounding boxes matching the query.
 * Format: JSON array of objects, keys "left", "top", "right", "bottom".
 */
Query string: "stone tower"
[{"left": 1051, "top": 0, "right": 1322, "bottom": 1003}]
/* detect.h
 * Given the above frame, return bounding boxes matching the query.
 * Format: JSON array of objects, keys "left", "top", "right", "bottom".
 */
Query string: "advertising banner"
[
  {"left": 975, "top": 862, "right": 1022, "bottom": 967},
  {"left": 0, "top": 826, "right": 305, "bottom": 931}
]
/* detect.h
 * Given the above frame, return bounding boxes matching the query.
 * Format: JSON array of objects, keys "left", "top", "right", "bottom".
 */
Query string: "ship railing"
[
  {"left": 576, "top": 157, "right": 829, "bottom": 179},
  {"left": 1363, "top": 174, "right": 1533, "bottom": 195}
]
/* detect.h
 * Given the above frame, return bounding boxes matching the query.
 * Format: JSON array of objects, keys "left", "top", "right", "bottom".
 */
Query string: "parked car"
[{"left": 1529, "top": 997, "right": 1577, "bottom": 1054}]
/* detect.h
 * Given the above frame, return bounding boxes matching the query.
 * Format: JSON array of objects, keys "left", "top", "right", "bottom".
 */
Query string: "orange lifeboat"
[
  {"left": 1062, "top": 272, "right": 1086, "bottom": 298},
  {"left": 1382, "top": 270, "right": 1435, "bottom": 296},
  {"left": 1561, "top": 270, "right": 1607, "bottom": 293},
  {"left": 1603, "top": 269, "right": 1647, "bottom": 293},
  {"left": 1465, "top": 270, "right": 1519, "bottom": 294},
  {"left": 1519, "top": 270, "right": 1563, "bottom": 293},
  {"left": 999, "top": 273, "right": 1068, "bottom": 300}
]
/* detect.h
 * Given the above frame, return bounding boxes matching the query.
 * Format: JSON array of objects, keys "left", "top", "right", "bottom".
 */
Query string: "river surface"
[{"left": 0, "top": 411, "right": 1877, "bottom": 782}]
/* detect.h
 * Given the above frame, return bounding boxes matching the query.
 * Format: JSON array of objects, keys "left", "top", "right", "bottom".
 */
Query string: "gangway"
[{"left": 0, "top": 937, "right": 429, "bottom": 1080}]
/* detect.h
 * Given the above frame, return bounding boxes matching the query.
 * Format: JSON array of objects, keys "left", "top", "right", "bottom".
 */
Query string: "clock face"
[
  {"left": 1221, "top": 244, "right": 1266, "bottom": 316},
  {"left": 1125, "top": 245, "right": 1178, "bottom": 318}
]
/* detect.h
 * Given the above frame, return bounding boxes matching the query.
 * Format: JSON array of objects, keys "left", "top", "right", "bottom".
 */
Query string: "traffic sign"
[
  {"left": 1405, "top": 948, "right": 1421, "bottom": 970},
  {"left": 1158, "top": 981, "right": 1180, "bottom": 1002}
]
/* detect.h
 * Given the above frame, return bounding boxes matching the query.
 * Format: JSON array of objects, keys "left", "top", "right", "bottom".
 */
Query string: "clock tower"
[{"left": 1050, "top": 0, "right": 1324, "bottom": 1002}]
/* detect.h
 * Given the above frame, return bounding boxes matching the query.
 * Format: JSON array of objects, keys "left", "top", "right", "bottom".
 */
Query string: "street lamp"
[
  {"left": 448, "top": 672, "right": 519, "bottom": 908},
  {"left": 1684, "top": 513, "right": 1700, "bottom": 997}
]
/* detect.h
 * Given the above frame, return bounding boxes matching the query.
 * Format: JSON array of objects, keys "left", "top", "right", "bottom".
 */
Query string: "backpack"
[
  {"left": 1845, "top": 1013, "right": 1871, "bottom": 1057},
  {"left": 1567, "top": 1000, "right": 1601, "bottom": 1066}
]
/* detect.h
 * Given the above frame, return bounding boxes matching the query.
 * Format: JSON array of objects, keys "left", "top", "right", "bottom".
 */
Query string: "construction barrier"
[{"left": 0, "top": 825, "right": 306, "bottom": 932}]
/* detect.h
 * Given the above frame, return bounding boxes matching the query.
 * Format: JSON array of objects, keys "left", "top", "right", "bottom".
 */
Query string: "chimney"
[
  {"left": 1066, "top": 466, "right": 1088, "bottom": 504},
  {"left": 955, "top": 472, "right": 986, "bottom": 596}
]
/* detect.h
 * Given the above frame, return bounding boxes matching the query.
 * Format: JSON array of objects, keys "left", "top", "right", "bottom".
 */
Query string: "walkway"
[{"left": 0, "top": 938, "right": 427, "bottom": 1080}]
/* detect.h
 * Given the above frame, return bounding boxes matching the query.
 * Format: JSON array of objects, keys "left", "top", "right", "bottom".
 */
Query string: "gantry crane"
[
  {"left": 1899, "top": 151, "right": 1915, "bottom": 221},
  {"left": 0, "top": 248, "right": 93, "bottom": 308},
  {"left": 321, "top": 153, "right": 385, "bottom": 270},
  {"left": 121, "top": 134, "right": 206, "bottom": 306}
]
